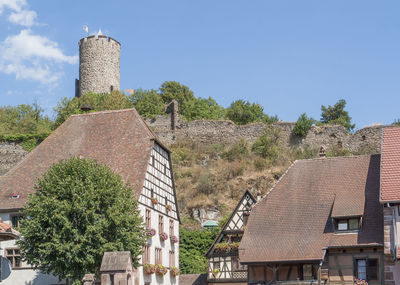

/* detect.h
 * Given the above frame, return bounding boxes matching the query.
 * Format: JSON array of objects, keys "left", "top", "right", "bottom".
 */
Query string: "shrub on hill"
[{"left": 292, "top": 113, "right": 315, "bottom": 137}]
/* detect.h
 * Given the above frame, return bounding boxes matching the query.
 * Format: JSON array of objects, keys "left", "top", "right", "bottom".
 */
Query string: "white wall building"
[{"left": 0, "top": 109, "right": 180, "bottom": 285}]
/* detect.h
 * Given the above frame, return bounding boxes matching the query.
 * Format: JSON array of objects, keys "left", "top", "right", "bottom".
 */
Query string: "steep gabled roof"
[
  {"left": 380, "top": 127, "right": 400, "bottom": 203},
  {"left": 240, "top": 155, "right": 383, "bottom": 264},
  {"left": 0, "top": 109, "right": 163, "bottom": 210},
  {"left": 205, "top": 190, "right": 256, "bottom": 257}
]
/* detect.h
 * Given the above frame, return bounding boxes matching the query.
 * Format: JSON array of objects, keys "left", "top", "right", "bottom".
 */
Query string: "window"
[
  {"left": 232, "top": 257, "right": 244, "bottom": 271},
  {"left": 155, "top": 248, "right": 162, "bottom": 265},
  {"left": 356, "top": 259, "right": 378, "bottom": 281},
  {"left": 145, "top": 209, "right": 151, "bottom": 229},
  {"left": 303, "top": 264, "right": 313, "bottom": 280},
  {"left": 5, "top": 248, "right": 22, "bottom": 268},
  {"left": 336, "top": 218, "right": 359, "bottom": 231},
  {"left": 169, "top": 251, "right": 175, "bottom": 267},
  {"left": 143, "top": 245, "right": 150, "bottom": 264},
  {"left": 213, "top": 261, "right": 220, "bottom": 270},
  {"left": 151, "top": 155, "right": 155, "bottom": 166},
  {"left": 169, "top": 219, "right": 174, "bottom": 236},
  {"left": 10, "top": 214, "right": 23, "bottom": 228},
  {"left": 159, "top": 215, "right": 164, "bottom": 233}
]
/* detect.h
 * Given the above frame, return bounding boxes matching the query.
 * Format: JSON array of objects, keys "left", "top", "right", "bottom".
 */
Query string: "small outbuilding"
[{"left": 100, "top": 251, "right": 133, "bottom": 285}]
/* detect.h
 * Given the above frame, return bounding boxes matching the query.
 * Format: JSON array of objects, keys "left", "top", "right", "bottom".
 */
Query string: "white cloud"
[
  {"left": 0, "top": 0, "right": 27, "bottom": 14},
  {"left": 0, "top": 29, "right": 78, "bottom": 84},
  {"left": 8, "top": 9, "right": 37, "bottom": 26}
]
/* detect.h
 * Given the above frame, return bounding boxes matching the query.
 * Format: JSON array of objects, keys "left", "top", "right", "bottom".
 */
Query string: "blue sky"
[{"left": 0, "top": 0, "right": 399, "bottom": 129}]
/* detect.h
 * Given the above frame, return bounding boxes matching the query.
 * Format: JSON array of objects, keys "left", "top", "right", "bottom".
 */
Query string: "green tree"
[
  {"left": 320, "top": 99, "right": 355, "bottom": 131},
  {"left": 252, "top": 128, "right": 280, "bottom": 162},
  {"left": 179, "top": 227, "right": 218, "bottom": 274},
  {"left": 226, "top": 100, "right": 266, "bottom": 125},
  {"left": 159, "top": 81, "right": 195, "bottom": 115},
  {"left": 54, "top": 91, "right": 133, "bottom": 128},
  {"left": 18, "top": 158, "right": 146, "bottom": 283},
  {"left": 127, "top": 89, "right": 165, "bottom": 119},
  {"left": 183, "top": 97, "right": 226, "bottom": 121},
  {"left": 393, "top": 119, "right": 400, "bottom": 126},
  {"left": 0, "top": 104, "right": 53, "bottom": 135},
  {"left": 292, "top": 113, "right": 315, "bottom": 137}
]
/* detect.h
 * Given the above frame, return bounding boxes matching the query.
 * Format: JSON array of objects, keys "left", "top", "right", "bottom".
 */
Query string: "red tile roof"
[
  {"left": 0, "top": 109, "right": 160, "bottom": 210},
  {"left": 380, "top": 127, "right": 400, "bottom": 203},
  {"left": 239, "top": 155, "right": 383, "bottom": 263}
]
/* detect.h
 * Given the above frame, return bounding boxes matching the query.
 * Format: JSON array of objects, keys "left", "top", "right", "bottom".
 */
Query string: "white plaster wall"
[
  {"left": 0, "top": 213, "right": 63, "bottom": 285},
  {"left": 137, "top": 204, "right": 179, "bottom": 285}
]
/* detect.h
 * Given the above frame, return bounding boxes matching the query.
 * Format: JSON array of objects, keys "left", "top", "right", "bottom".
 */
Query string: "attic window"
[
  {"left": 336, "top": 218, "right": 359, "bottom": 231},
  {"left": 11, "top": 193, "right": 20, "bottom": 199}
]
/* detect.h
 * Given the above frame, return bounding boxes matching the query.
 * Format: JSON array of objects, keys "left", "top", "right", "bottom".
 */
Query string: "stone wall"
[
  {"left": 145, "top": 113, "right": 385, "bottom": 154},
  {"left": 0, "top": 142, "right": 27, "bottom": 176},
  {"left": 0, "top": 114, "right": 388, "bottom": 177}
]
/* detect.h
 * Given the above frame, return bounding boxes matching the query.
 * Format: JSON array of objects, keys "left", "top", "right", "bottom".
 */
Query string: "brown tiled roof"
[
  {"left": 179, "top": 274, "right": 207, "bottom": 285},
  {"left": 240, "top": 155, "right": 383, "bottom": 263},
  {"left": 380, "top": 127, "right": 400, "bottom": 202},
  {"left": 0, "top": 109, "right": 159, "bottom": 210}
]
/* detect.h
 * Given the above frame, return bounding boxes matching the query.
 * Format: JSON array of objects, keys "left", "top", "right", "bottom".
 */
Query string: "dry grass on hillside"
[{"left": 170, "top": 135, "right": 322, "bottom": 228}]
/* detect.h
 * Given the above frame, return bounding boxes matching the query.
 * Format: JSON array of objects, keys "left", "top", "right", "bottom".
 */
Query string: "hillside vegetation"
[{"left": 1, "top": 81, "right": 380, "bottom": 226}]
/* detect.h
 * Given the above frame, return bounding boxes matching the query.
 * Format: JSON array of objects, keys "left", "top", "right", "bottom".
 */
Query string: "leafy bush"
[
  {"left": 179, "top": 227, "right": 218, "bottom": 274},
  {"left": 254, "top": 157, "right": 268, "bottom": 171},
  {"left": 226, "top": 100, "right": 266, "bottom": 125},
  {"left": 222, "top": 139, "right": 249, "bottom": 161},
  {"left": 326, "top": 145, "right": 351, "bottom": 157},
  {"left": 291, "top": 146, "right": 319, "bottom": 160},
  {"left": 320, "top": 99, "right": 355, "bottom": 132},
  {"left": 197, "top": 172, "right": 215, "bottom": 195},
  {"left": 226, "top": 161, "right": 246, "bottom": 179},
  {"left": 293, "top": 113, "right": 315, "bottom": 137},
  {"left": 252, "top": 128, "right": 280, "bottom": 162},
  {"left": 171, "top": 146, "right": 196, "bottom": 166}
]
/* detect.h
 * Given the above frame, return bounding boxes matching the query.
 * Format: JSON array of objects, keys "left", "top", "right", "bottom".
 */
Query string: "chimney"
[
  {"left": 80, "top": 104, "right": 93, "bottom": 112},
  {"left": 257, "top": 190, "right": 262, "bottom": 201},
  {"left": 319, "top": 146, "right": 326, "bottom": 158}
]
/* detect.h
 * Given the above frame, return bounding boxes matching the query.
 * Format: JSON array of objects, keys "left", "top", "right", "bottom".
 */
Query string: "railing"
[{"left": 208, "top": 269, "right": 248, "bottom": 282}]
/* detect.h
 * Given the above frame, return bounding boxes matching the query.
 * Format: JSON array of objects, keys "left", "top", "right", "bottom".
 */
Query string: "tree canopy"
[
  {"left": 226, "top": 100, "right": 277, "bottom": 125},
  {"left": 0, "top": 103, "right": 52, "bottom": 135},
  {"left": 18, "top": 158, "right": 146, "bottom": 283},
  {"left": 320, "top": 99, "right": 355, "bottom": 131},
  {"left": 54, "top": 91, "right": 133, "bottom": 128},
  {"left": 128, "top": 88, "right": 165, "bottom": 119},
  {"left": 292, "top": 113, "right": 315, "bottom": 137}
]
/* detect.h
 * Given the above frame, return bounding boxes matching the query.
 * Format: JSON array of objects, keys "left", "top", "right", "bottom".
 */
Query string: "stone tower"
[{"left": 76, "top": 34, "right": 120, "bottom": 97}]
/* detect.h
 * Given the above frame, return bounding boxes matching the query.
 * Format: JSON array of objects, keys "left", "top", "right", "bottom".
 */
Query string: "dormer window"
[{"left": 336, "top": 217, "right": 360, "bottom": 231}]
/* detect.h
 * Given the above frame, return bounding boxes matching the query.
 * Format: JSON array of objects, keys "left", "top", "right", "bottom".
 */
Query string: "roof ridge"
[
  {"left": 297, "top": 154, "right": 376, "bottom": 162},
  {"left": 253, "top": 160, "right": 299, "bottom": 208},
  {"left": 70, "top": 108, "right": 135, "bottom": 117}
]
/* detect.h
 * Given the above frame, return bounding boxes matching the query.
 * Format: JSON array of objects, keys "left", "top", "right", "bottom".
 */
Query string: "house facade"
[
  {"left": 379, "top": 127, "right": 400, "bottom": 284},
  {"left": 0, "top": 109, "right": 179, "bottom": 285},
  {"left": 239, "top": 154, "right": 384, "bottom": 284},
  {"left": 206, "top": 190, "right": 256, "bottom": 285}
]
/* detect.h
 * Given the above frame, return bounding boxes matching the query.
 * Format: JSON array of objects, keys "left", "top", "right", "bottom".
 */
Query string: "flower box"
[
  {"left": 159, "top": 232, "right": 168, "bottom": 241},
  {"left": 170, "top": 266, "right": 180, "bottom": 277},
  {"left": 146, "top": 228, "right": 156, "bottom": 237},
  {"left": 230, "top": 242, "right": 240, "bottom": 250},
  {"left": 166, "top": 204, "right": 172, "bottom": 211},
  {"left": 170, "top": 235, "right": 179, "bottom": 243},
  {"left": 155, "top": 264, "right": 168, "bottom": 276},
  {"left": 215, "top": 242, "right": 229, "bottom": 252},
  {"left": 151, "top": 198, "right": 158, "bottom": 205},
  {"left": 143, "top": 264, "right": 155, "bottom": 275}
]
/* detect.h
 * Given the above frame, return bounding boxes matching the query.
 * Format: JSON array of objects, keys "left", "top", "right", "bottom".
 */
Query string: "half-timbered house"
[
  {"left": 0, "top": 109, "right": 180, "bottom": 285},
  {"left": 240, "top": 155, "right": 384, "bottom": 285},
  {"left": 206, "top": 190, "right": 256, "bottom": 285}
]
